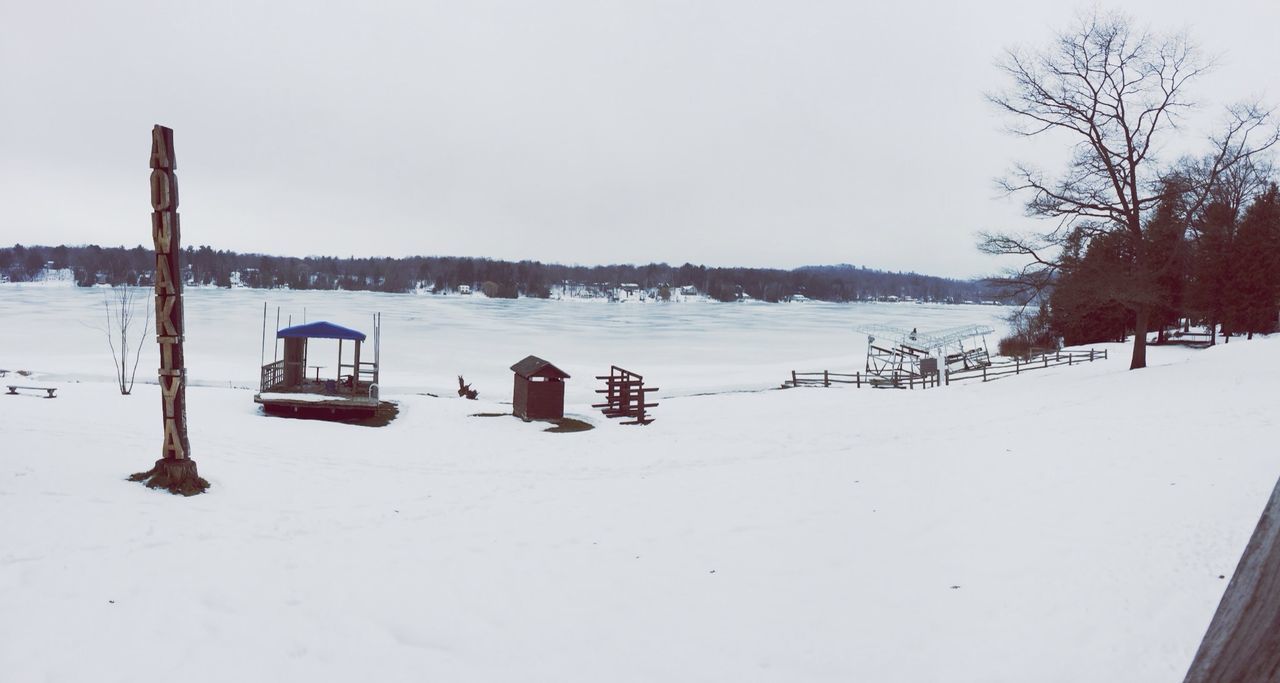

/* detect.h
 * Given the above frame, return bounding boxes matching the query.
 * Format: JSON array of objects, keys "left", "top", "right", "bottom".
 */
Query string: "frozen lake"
[{"left": 0, "top": 284, "right": 1009, "bottom": 401}]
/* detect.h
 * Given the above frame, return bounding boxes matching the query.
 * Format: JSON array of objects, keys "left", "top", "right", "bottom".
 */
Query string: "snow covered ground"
[{"left": 2, "top": 285, "right": 1276, "bottom": 682}]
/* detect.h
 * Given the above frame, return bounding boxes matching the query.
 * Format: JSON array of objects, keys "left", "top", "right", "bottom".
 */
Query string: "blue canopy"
[{"left": 277, "top": 321, "right": 366, "bottom": 341}]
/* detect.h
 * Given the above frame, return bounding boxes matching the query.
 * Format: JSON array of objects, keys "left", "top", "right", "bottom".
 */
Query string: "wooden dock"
[{"left": 254, "top": 392, "right": 381, "bottom": 418}]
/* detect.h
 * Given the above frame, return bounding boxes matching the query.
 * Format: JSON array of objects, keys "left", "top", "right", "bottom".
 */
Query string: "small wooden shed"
[{"left": 511, "top": 355, "right": 569, "bottom": 421}]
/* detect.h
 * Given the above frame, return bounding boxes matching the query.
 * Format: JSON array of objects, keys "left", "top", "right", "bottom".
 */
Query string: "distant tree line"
[{"left": 1, "top": 243, "right": 1006, "bottom": 304}]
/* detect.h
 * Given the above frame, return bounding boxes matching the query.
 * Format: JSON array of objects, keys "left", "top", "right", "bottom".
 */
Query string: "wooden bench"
[{"left": 6, "top": 385, "right": 57, "bottom": 398}]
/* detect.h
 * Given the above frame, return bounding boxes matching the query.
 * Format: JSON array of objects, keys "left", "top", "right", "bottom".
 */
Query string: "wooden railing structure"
[
  {"left": 260, "top": 359, "right": 377, "bottom": 395},
  {"left": 338, "top": 360, "right": 378, "bottom": 386},
  {"left": 787, "top": 348, "right": 1107, "bottom": 391},
  {"left": 784, "top": 370, "right": 940, "bottom": 390},
  {"left": 785, "top": 370, "right": 864, "bottom": 388},
  {"left": 592, "top": 366, "right": 658, "bottom": 425},
  {"left": 943, "top": 348, "right": 1107, "bottom": 385},
  {"left": 260, "top": 360, "right": 289, "bottom": 392}
]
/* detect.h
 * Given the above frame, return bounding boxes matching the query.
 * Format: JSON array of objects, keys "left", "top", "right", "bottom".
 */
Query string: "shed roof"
[
  {"left": 510, "top": 355, "right": 570, "bottom": 380},
  {"left": 277, "top": 321, "right": 367, "bottom": 341}
]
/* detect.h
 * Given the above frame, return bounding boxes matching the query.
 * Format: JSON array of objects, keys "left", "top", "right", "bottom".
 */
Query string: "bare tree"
[
  {"left": 102, "top": 286, "right": 151, "bottom": 395},
  {"left": 982, "top": 11, "right": 1278, "bottom": 369}
]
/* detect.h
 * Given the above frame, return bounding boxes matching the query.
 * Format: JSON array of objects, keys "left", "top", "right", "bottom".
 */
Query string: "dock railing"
[{"left": 260, "top": 360, "right": 287, "bottom": 392}]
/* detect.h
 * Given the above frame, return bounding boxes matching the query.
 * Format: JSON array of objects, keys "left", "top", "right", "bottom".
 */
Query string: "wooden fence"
[
  {"left": 784, "top": 370, "right": 863, "bottom": 388},
  {"left": 785, "top": 348, "right": 1108, "bottom": 391},
  {"left": 783, "top": 369, "right": 941, "bottom": 390},
  {"left": 943, "top": 348, "right": 1107, "bottom": 385}
]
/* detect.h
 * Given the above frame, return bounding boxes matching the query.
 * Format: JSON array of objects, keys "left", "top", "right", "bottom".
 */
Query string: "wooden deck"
[{"left": 254, "top": 391, "right": 381, "bottom": 418}]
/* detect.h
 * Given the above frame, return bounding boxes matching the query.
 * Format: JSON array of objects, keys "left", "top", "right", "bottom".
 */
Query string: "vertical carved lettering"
[
  {"left": 157, "top": 336, "right": 181, "bottom": 372},
  {"left": 133, "top": 124, "right": 205, "bottom": 493},
  {"left": 155, "top": 295, "right": 179, "bottom": 337},
  {"left": 151, "top": 212, "right": 175, "bottom": 254},
  {"left": 159, "top": 374, "right": 181, "bottom": 418},
  {"left": 149, "top": 169, "right": 178, "bottom": 212},
  {"left": 151, "top": 125, "right": 190, "bottom": 463},
  {"left": 155, "top": 254, "right": 176, "bottom": 296},
  {"left": 161, "top": 418, "right": 185, "bottom": 459},
  {"left": 150, "top": 125, "right": 175, "bottom": 170}
]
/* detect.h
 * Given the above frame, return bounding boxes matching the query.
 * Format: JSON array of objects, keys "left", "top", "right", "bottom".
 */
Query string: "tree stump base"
[{"left": 129, "top": 458, "right": 210, "bottom": 496}]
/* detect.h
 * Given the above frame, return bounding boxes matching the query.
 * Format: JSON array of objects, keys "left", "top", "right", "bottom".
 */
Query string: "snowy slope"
[{"left": 3, "top": 329, "right": 1277, "bottom": 682}]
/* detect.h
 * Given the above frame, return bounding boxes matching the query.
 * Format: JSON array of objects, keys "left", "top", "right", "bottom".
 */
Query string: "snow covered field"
[{"left": 2, "top": 285, "right": 1277, "bottom": 682}]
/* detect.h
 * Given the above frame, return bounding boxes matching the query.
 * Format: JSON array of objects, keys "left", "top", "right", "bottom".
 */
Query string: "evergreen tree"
[{"left": 1227, "top": 185, "right": 1280, "bottom": 335}]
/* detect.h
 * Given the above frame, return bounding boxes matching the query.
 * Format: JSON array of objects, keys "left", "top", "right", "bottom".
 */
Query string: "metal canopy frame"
[{"left": 857, "top": 324, "right": 994, "bottom": 384}]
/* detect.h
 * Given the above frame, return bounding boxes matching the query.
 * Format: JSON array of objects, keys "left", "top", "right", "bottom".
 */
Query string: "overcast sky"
[{"left": 2, "top": 0, "right": 1277, "bottom": 278}]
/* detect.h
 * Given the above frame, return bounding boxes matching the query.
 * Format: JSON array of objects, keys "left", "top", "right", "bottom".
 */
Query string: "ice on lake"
[{"left": 0, "top": 284, "right": 1009, "bottom": 401}]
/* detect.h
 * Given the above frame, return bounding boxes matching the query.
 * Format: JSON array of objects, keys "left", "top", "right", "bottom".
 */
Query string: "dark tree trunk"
[
  {"left": 1130, "top": 305, "right": 1149, "bottom": 369},
  {"left": 129, "top": 458, "right": 208, "bottom": 496}
]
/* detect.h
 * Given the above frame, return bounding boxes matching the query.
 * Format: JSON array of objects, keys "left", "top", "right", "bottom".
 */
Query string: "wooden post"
[
  {"left": 982, "top": 366, "right": 987, "bottom": 382},
  {"left": 1183, "top": 477, "right": 1280, "bottom": 682},
  {"left": 129, "top": 125, "right": 208, "bottom": 496},
  {"left": 791, "top": 370, "right": 797, "bottom": 387},
  {"left": 258, "top": 302, "right": 267, "bottom": 392},
  {"left": 374, "top": 312, "right": 381, "bottom": 388},
  {"left": 353, "top": 340, "right": 361, "bottom": 389},
  {"left": 856, "top": 372, "right": 861, "bottom": 388},
  {"left": 823, "top": 370, "right": 829, "bottom": 388}
]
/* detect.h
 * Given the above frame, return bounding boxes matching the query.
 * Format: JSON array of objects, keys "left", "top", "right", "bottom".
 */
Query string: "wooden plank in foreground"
[{"left": 1184, "top": 477, "right": 1280, "bottom": 683}]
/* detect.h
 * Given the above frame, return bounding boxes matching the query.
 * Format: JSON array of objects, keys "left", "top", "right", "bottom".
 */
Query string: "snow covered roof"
[
  {"left": 510, "top": 355, "right": 569, "bottom": 380},
  {"left": 277, "top": 321, "right": 366, "bottom": 341}
]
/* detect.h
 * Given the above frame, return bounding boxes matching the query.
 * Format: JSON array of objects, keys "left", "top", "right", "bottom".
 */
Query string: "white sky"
[{"left": 1, "top": 0, "right": 1277, "bottom": 278}]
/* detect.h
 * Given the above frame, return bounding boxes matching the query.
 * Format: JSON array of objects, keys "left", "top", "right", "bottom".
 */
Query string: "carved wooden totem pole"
[{"left": 129, "top": 125, "right": 209, "bottom": 495}]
